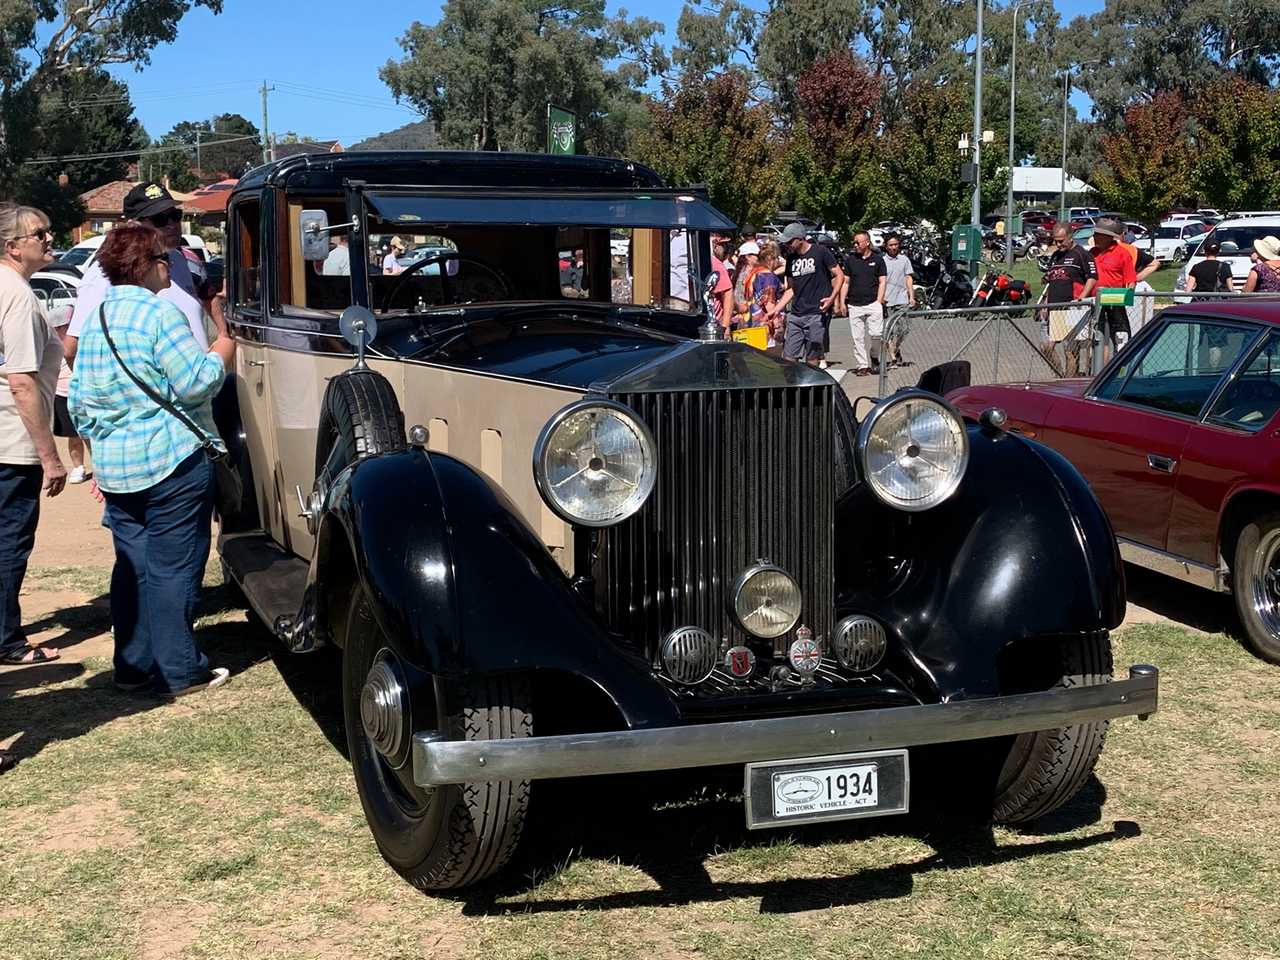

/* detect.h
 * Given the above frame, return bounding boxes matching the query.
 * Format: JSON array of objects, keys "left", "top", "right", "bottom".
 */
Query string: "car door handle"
[
  {"left": 1147, "top": 454, "right": 1177, "bottom": 474},
  {"left": 248, "top": 359, "right": 268, "bottom": 367}
]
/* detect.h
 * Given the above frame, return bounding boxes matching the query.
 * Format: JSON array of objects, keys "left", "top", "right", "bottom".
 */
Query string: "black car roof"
[{"left": 233, "top": 150, "right": 667, "bottom": 195}]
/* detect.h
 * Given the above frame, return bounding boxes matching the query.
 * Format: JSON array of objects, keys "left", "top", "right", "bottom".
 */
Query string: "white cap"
[{"left": 738, "top": 240, "right": 761, "bottom": 256}]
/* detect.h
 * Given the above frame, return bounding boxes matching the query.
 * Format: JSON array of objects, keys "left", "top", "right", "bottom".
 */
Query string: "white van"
[
  {"left": 1175, "top": 216, "right": 1280, "bottom": 292},
  {"left": 58, "top": 233, "right": 208, "bottom": 273}
]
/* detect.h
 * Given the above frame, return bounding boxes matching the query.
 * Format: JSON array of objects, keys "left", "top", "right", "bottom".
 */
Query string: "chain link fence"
[{"left": 873, "top": 289, "right": 1280, "bottom": 399}]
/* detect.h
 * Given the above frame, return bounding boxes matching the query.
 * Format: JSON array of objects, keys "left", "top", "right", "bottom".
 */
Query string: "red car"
[{"left": 949, "top": 302, "right": 1280, "bottom": 663}]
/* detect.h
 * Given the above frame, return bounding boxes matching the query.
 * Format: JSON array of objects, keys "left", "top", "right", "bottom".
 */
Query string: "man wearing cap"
[
  {"left": 1089, "top": 218, "right": 1136, "bottom": 362},
  {"left": 767, "top": 222, "right": 844, "bottom": 367},
  {"left": 65, "top": 182, "right": 209, "bottom": 367}
]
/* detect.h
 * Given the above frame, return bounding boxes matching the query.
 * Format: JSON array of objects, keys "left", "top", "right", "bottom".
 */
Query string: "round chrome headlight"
[
  {"left": 533, "top": 400, "right": 656, "bottom": 527},
  {"left": 857, "top": 390, "right": 969, "bottom": 511},
  {"left": 731, "top": 563, "right": 802, "bottom": 639}
]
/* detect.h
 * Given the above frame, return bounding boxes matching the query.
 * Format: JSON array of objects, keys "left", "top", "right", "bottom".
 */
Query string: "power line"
[{"left": 21, "top": 135, "right": 259, "bottom": 166}]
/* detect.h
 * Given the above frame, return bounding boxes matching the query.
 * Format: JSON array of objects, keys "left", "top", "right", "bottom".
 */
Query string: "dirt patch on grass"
[
  {"left": 138, "top": 902, "right": 215, "bottom": 960},
  {"left": 37, "top": 797, "right": 140, "bottom": 853}
]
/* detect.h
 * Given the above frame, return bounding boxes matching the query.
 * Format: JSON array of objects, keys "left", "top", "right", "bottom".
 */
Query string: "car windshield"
[
  {"left": 59, "top": 246, "right": 94, "bottom": 267},
  {"left": 1201, "top": 225, "right": 1279, "bottom": 253},
  {"left": 1154, "top": 227, "right": 1182, "bottom": 239}
]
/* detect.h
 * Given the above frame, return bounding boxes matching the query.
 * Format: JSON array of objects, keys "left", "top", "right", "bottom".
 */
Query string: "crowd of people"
[
  {"left": 1, "top": 184, "right": 235, "bottom": 773},
  {"left": 712, "top": 221, "right": 916, "bottom": 377}
]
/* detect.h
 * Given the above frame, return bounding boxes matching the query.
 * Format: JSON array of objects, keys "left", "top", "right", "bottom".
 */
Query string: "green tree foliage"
[
  {"left": 1071, "top": 0, "right": 1280, "bottom": 129},
  {"left": 1191, "top": 78, "right": 1280, "bottom": 212},
  {"left": 875, "top": 84, "right": 1007, "bottom": 228},
  {"left": 380, "top": 0, "right": 668, "bottom": 156},
  {"left": 0, "top": 0, "right": 222, "bottom": 182},
  {"left": 785, "top": 53, "right": 882, "bottom": 236},
  {"left": 159, "top": 113, "right": 261, "bottom": 178},
  {"left": 1093, "top": 93, "right": 1194, "bottom": 228},
  {"left": 632, "top": 71, "right": 785, "bottom": 230}
]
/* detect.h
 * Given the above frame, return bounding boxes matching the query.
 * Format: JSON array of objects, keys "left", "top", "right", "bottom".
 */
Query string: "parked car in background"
[
  {"left": 1196, "top": 209, "right": 1224, "bottom": 225},
  {"left": 213, "top": 149, "right": 1158, "bottom": 891},
  {"left": 28, "top": 268, "right": 80, "bottom": 324},
  {"left": 1139, "top": 220, "right": 1211, "bottom": 262},
  {"left": 951, "top": 302, "right": 1280, "bottom": 664},
  {"left": 59, "top": 232, "right": 208, "bottom": 273},
  {"left": 1068, "top": 206, "right": 1102, "bottom": 221},
  {"left": 1176, "top": 217, "right": 1280, "bottom": 292}
]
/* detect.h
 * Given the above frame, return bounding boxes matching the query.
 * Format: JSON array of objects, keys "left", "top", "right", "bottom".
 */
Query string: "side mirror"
[
  {"left": 1220, "top": 241, "right": 1239, "bottom": 255},
  {"left": 300, "top": 210, "right": 330, "bottom": 261},
  {"left": 339, "top": 305, "right": 378, "bottom": 370}
]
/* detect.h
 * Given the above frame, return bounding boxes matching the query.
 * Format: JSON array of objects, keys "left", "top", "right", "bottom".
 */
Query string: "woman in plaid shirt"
[{"left": 69, "top": 224, "right": 236, "bottom": 697}]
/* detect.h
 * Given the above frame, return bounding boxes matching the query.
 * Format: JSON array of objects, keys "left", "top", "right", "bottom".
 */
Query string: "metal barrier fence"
[{"left": 873, "top": 289, "right": 1280, "bottom": 399}]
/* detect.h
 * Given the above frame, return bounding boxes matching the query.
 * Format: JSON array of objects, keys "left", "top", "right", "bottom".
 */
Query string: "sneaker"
[
  {"left": 817, "top": 359, "right": 829, "bottom": 370},
  {"left": 112, "top": 675, "right": 153, "bottom": 693},
  {"left": 160, "top": 667, "right": 231, "bottom": 699},
  {"left": 67, "top": 466, "right": 87, "bottom": 484}
]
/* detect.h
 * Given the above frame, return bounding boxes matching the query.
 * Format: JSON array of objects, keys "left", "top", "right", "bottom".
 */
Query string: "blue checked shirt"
[{"left": 68, "top": 285, "right": 225, "bottom": 494}]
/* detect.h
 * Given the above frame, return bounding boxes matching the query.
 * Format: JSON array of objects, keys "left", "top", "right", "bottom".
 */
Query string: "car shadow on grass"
[
  {"left": 1123, "top": 563, "right": 1240, "bottom": 638},
  {"left": 453, "top": 766, "right": 1134, "bottom": 915},
  {"left": 0, "top": 584, "right": 274, "bottom": 770}
]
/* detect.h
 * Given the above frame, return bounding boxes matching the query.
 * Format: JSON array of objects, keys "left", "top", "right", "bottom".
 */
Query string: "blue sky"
[{"left": 105, "top": 0, "right": 1106, "bottom": 147}]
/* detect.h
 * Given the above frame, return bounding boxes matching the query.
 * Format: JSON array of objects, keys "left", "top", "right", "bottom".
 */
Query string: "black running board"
[{"left": 218, "top": 532, "right": 317, "bottom": 652}]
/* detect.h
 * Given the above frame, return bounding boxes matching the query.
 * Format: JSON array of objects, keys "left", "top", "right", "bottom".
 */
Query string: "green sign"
[
  {"left": 951, "top": 224, "right": 982, "bottom": 262},
  {"left": 1008, "top": 214, "right": 1023, "bottom": 235},
  {"left": 1097, "top": 287, "right": 1135, "bottom": 307},
  {"left": 547, "top": 105, "right": 576, "bottom": 155}
]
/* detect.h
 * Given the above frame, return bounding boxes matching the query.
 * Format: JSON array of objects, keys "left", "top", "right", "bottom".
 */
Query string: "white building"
[{"left": 1009, "top": 167, "right": 1093, "bottom": 207}]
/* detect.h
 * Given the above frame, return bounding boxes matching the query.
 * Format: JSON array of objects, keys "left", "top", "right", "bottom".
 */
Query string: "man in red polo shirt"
[{"left": 1089, "top": 218, "right": 1136, "bottom": 362}]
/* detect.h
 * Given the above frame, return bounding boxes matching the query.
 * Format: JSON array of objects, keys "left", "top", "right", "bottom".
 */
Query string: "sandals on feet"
[{"left": 0, "top": 646, "right": 60, "bottom": 666}]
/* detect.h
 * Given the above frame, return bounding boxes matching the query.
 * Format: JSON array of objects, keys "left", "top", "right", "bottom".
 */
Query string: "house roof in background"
[
  {"left": 183, "top": 178, "right": 239, "bottom": 214},
  {"left": 78, "top": 180, "right": 135, "bottom": 214},
  {"left": 1011, "top": 166, "right": 1093, "bottom": 194}
]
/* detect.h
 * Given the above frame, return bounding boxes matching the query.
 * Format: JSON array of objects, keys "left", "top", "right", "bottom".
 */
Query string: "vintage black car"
[{"left": 215, "top": 151, "right": 1159, "bottom": 891}]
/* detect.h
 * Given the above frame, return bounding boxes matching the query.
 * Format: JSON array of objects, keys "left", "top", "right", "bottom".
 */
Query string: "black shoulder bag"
[{"left": 97, "top": 304, "right": 243, "bottom": 507}]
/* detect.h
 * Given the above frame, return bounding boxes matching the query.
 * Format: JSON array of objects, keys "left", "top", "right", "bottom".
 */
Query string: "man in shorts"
[{"left": 768, "top": 222, "right": 844, "bottom": 366}]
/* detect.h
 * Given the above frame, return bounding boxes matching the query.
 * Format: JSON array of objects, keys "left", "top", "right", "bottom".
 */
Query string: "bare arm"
[
  {"left": 1245, "top": 270, "right": 1259, "bottom": 293},
  {"left": 823, "top": 265, "right": 845, "bottom": 313},
  {"left": 63, "top": 333, "right": 78, "bottom": 368},
  {"left": 905, "top": 273, "right": 915, "bottom": 306},
  {"left": 8, "top": 373, "right": 65, "bottom": 496},
  {"left": 1081, "top": 278, "right": 1097, "bottom": 298},
  {"left": 1185, "top": 273, "right": 1197, "bottom": 292},
  {"left": 207, "top": 295, "right": 235, "bottom": 371},
  {"left": 876, "top": 275, "right": 887, "bottom": 305},
  {"left": 1136, "top": 262, "right": 1159, "bottom": 283}
]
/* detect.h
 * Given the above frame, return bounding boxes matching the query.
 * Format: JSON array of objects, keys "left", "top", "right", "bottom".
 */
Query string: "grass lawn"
[
  {"left": 1004, "top": 258, "right": 1180, "bottom": 297},
  {"left": 3, "top": 581, "right": 1279, "bottom": 960}
]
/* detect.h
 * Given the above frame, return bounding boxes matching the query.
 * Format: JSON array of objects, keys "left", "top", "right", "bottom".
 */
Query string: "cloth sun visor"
[{"left": 364, "top": 191, "right": 737, "bottom": 231}]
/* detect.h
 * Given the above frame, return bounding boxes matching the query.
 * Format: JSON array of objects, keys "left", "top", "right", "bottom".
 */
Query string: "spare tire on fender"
[{"left": 314, "top": 369, "right": 406, "bottom": 486}]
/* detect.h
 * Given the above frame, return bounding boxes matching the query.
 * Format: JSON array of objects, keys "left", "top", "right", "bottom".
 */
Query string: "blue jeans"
[
  {"left": 103, "top": 450, "right": 215, "bottom": 693},
  {"left": 0, "top": 463, "right": 42, "bottom": 656}
]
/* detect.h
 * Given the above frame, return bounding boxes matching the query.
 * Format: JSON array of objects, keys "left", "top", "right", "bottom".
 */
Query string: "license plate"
[{"left": 743, "top": 749, "right": 909, "bottom": 829}]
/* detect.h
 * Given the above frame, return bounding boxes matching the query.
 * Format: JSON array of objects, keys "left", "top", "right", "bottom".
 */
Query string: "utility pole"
[
  {"left": 195, "top": 129, "right": 202, "bottom": 175},
  {"left": 1059, "top": 72, "right": 1069, "bottom": 224},
  {"left": 971, "top": 0, "right": 985, "bottom": 230},
  {"left": 1006, "top": 0, "right": 1026, "bottom": 272},
  {"left": 260, "top": 80, "right": 275, "bottom": 165}
]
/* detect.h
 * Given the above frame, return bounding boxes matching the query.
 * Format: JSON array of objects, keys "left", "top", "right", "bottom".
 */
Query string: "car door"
[
  {"left": 227, "top": 196, "right": 285, "bottom": 546},
  {"left": 1043, "top": 316, "right": 1259, "bottom": 552},
  {"left": 1168, "top": 327, "right": 1278, "bottom": 567}
]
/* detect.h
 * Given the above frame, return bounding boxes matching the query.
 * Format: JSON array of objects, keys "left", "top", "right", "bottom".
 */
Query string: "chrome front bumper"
[{"left": 412, "top": 664, "right": 1158, "bottom": 787}]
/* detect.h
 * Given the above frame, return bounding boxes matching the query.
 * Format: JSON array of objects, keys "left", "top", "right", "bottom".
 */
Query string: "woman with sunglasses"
[
  {"left": 68, "top": 224, "right": 235, "bottom": 698},
  {"left": 0, "top": 204, "right": 67, "bottom": 669}
]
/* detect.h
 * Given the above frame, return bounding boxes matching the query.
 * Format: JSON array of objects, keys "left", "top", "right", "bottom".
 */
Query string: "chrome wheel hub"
[
  {"left": 1250, "top": 529, "right": 1280, "bottom": 641},
  {"left": 361, "top": 651, "right": 409, "bottom": 765}
]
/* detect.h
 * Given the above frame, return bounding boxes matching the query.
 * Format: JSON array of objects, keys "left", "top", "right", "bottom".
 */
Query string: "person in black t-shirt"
[
  {"left": 840, "top": 231, "right": 887, "bottom": 375},
  {"left": 1041, "top": 225, "right": 1098, "bottom": 375},
  {"left": 769, "top": 222, "right": 844, "bottom": 366},
  {"left": 1187, "top": 241, "right": 1235, "bottom": 297}
]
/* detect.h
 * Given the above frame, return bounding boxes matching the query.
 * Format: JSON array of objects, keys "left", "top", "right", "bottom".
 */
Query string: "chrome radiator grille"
[{"left": 598, "top": 386, "right": 835, "bottom": 659}]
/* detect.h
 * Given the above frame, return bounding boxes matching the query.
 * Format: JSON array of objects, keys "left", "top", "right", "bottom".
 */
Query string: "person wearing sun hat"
[
  {"left": 1088, "top": 217, "right": 1136, "bottom": 361},
  {"left": 1244, "top": 235, "right": 1280, "bottom": 293},
  {"left": 383, "top": 236, "right": 406, "bottom": 275}
]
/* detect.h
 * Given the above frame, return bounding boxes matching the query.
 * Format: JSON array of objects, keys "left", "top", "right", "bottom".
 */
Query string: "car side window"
[
  {"left": 231, "top": 200, "right": 261, "bottom": 309},
  {"left": 1100, "top": 319, "right": 1255, "bottom": 417},
  {"left": 1207, "top": 331, "right": 1280, "bottom": 431}
]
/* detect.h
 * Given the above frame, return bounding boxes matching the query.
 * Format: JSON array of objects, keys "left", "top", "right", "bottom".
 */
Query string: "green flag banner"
[{"left": 547, "top": 105, "right": 576, "bottom": 155}]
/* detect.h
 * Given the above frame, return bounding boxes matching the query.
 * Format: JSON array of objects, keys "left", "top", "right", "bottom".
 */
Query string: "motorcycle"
[
  {"left": 970, "top": 270, "right": 1032, "bottom": 308},
  {"left": 906, "top": 236, "right": 973, "bottom": 309}
]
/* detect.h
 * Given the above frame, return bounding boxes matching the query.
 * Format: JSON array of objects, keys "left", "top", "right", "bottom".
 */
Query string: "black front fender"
[
  {"left": 313, "top": 448, "right": 678, "bottom": 728},
  {"left": 837, "top": 424, "right": 1125, "bottom": 701}
]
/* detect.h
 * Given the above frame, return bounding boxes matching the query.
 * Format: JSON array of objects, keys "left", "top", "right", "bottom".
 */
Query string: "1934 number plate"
[{"left": 743, "top": 750, "right": 909, "bottom": 829}]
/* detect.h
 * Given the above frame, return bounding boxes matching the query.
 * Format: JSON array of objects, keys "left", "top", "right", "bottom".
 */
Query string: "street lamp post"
[
  {"left": 1006, "top": 0, "right": 1026, "bottom": 272},
  {"left": 971, "top": 0, "right": 985, "bottom": 231}
]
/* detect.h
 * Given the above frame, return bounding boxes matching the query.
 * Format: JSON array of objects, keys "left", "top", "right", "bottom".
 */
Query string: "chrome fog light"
[
  {"left": 834, "top": 615, "right": 888, "bottom": 672},
  {"left": 731, "top": 564, "right": 802, "bottom": 639},
  {"left": 661, "top": 626, "right": 718, "bottom": 686}
]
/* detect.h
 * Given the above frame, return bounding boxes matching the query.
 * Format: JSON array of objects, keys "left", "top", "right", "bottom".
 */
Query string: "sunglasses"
[
  {"left": 9, "top": 227, "right": 52, "bottom": 243},
  {"left": 146, "top": 209, "right": 182, "bottom": 226}
]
